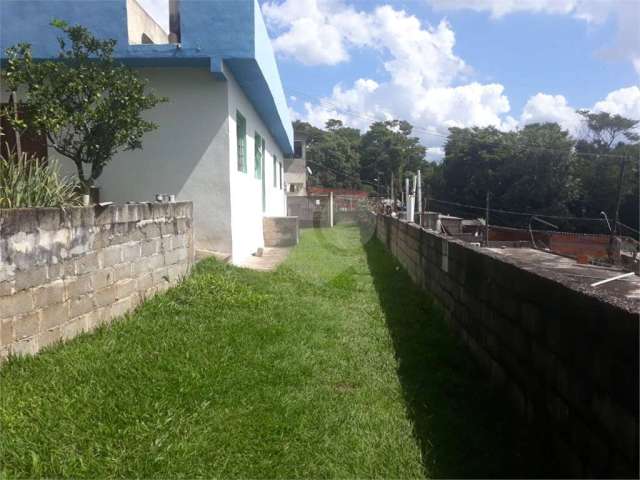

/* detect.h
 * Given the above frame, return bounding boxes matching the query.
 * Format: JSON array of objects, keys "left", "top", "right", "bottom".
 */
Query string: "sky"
[{"left": 141, "top": 0, "right": 640, "bottom": 160}]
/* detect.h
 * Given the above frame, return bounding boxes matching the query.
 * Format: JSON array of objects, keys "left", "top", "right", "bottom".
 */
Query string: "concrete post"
[{"left": 329, "top": 192, "right": 334, "bottom": 228}]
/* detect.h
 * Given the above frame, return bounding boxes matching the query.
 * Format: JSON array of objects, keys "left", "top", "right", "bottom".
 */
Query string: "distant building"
[
  {"left": 1, "top": 0, "right": 294, "bottom": 264},
  {"left": 284, "top": 128, "right": 308, "bottom": 196}
]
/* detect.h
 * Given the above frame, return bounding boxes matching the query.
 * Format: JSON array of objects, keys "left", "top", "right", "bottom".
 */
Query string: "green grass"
[{"left": 0, "top": 225, "right": 543, "bottom": 478}]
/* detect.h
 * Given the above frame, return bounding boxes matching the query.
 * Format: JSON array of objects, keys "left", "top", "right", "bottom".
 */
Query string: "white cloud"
[
  {"left": 593, "top": 86, "right": 640, "bottom": 120},
  {"left": 262, "top": 0, "right": 372, "bottom": 65},
  {"left": 428, "top": 0, "right": 640, "bottom": 76},
  {"left": 519, "top": 93, "right": 582, "bottom": 134}
]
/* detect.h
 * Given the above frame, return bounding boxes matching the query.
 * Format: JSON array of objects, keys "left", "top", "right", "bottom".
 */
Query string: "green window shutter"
[
  {"left": 254, "top": 133, "right": 263, "bottom": 179},
  {"left": 236, "top": 111, "right": 247, "bottom": 173},
  {"left": 273, "top": 155, "right": 278, "bottom": 187}
]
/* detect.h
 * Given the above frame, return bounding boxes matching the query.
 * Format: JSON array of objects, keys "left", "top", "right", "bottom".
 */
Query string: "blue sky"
[{"left": 140, "top": 0, "right": 640, "bottom": 159}]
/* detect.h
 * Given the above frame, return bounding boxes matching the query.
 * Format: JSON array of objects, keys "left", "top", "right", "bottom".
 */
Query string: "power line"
[{"left": 287, "top": 87, "right": 636, "bottom": 160}]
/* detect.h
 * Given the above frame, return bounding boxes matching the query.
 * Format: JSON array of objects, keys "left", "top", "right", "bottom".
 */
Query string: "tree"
[
  {"left": 577, "top": 110, "right": 639, "bottom": 148},
  {"left": 306, "top": 119, "right": 362, "bottom": 189},
  {"left": 3, "top": 20, "right": 166, "bottom": 192},
  {"left": 359, "top": 120, "right": 426, "bottom": 196}
]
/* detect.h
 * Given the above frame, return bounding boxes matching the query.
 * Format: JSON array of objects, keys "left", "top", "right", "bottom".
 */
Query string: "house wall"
[
  {"left": 62, "top": 68, "right": 234, "bottom": 255},
  {"left": 0, "top": 203, "right": 194, "bottom": 361},
  {"left": 227, "top": 68, "right": 286, "bottom": 263},
  {"left": 371, "top": 213, "right": 639, "bottom": 477}
]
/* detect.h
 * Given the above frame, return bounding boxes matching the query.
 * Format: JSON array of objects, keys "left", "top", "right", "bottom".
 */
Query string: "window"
[
  {"left": 236, "top": 111, "right": 247, "bottom": 173},
  {"left": 273, "top": 155, "right": 278, "bottom": 187},
  {"left": 279, "top": 162, "right": 283, "bottom": 189},
  {"left": 254, "top": 133, "right": 264, "bottom": 179},
  {"left": 294, "top": 141, "right": 303, "bottom": 159}
]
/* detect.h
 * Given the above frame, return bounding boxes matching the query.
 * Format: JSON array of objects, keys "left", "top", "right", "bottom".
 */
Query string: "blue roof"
[{"left": 0, "top": 0, "right": 294, "bottom": 155}]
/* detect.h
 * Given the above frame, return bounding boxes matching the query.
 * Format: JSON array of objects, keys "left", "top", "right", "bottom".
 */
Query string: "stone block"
[
  {"left": 40, "top": 301, "right": 69, "bottom": 331},
  {"left": 33, "top": 280, "right": 65, "bottom": 308},
  {"left": 15, "top": 265, "right": 48, "bottom": 290},
  {"left": 14, "top": 311, "right": 40, "bottom": 340},
  {"left": 108, "top": 297, "right": 132, "bottom": 321},
  {"left": 0, "top": 290, "right": 33, "bottom": 318}
]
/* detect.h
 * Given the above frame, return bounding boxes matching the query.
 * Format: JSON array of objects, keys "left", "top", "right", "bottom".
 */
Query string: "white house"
[{"left": 1, "top": 0, "right": 294, "bottom": 264}]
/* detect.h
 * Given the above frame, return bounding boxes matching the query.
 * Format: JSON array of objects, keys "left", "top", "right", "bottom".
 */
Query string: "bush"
[{"left": 0, "top": 150, "right": 81, "bottom": 208}]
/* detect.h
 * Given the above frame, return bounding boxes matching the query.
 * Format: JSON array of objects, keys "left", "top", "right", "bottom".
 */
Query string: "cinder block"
[
  {"left": 33, "top": 280, "right": 65, "bottom": 308},
  {"left": 15, "top": 265, "right": 48, "bottom": 290},
  {"left": 0, "top": 290, "right": 33, "bottom": 318},
  {"left": 70, "top": 294, "right": 94, "bottom": 318},
  {"left": 123, "top": 243, "right": 141, "bottom": 262},
  {"left": 65, "top": 275, "right": 93, "bottom": 300},
  {"left": 38, "top": 327, "right": 63, "bottom": 350},
  {"left": 76, "top": 252, "right": 100, "bottom": 275},
  {"left": 114, "top": 263, "right": 133, "bottom": 281},
  {"left": 141, "top": 239, "right": 159, "bottom": 256},
  {"left": 95, "top": 284, "right": 117, "bottom": 308},
  {"left": 0, "top": 280, "right": 15, "bottom": 297},
  {"left": 116, "top": 279, "right": 137, "bottom": 299},
  {"left": 14, "top": 311, "right": 40, "bottom": 340},
  {"left": 93, "top": 268, "right": 115, "bottom": 291},
  {"left": 40, "top": 301, "right": 70, "bottom": 331},
  {"left": 11, "top": 336, "right": 38, "bottom": 356},
  {"left": 0, "top": 317, "right": 14, "bottom": 346},
  {"left": 101, "top": 245, "right": 123, "bottom": 266},
  {"left": 61, "top": 317, "right": 87, "bottom": 340}
]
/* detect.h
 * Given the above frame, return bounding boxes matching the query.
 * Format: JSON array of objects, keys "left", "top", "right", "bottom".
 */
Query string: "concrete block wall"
[
  {"left": 0, "top": 203, "right": 194, "bottom": 360},
  {"left": 372, "top": 214, "right": 639, "bottom": 478},
  {"left": 263, "top": 216, "right": 299, "bottom": 247}
]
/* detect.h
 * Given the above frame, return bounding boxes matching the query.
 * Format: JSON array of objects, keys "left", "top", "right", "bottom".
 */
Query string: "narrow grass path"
[{"left": 0, "top": 226, "right": 541, "bottom": 478}]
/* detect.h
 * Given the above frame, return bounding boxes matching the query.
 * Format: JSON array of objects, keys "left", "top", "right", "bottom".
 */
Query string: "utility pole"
[
  {"left": 417, "top": 170, "right": 422, "bottom": 226},
  {"left": 485, "top": 191, "right": 491, "bottom": 246}
]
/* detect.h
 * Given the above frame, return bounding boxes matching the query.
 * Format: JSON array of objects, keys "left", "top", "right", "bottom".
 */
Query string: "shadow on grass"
[{"left": 361, "top": 228, "right": 551, "bottom": 478}]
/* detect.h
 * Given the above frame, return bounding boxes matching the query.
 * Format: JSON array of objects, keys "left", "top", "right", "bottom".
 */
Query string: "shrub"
[{"left": 0, "top": 150, "right": 81, "bottom": 208}]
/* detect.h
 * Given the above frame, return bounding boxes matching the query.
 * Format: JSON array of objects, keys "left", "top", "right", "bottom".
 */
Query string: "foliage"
[
  {"left": 306, "top": 119, "right": 362, "bottom": 189},
  {"left": 435, "top": 117, "right": 639, "bottom": 233},
  {"left": 0, "top": 226, "right": 545, "bottom": 478},
  {"left": 359, "top": 120, "right": 427, "bottom": 194},
  {"left": 0, "top": 148, "right": 81, "bottom": 208},
  {"left": 3, "top": 20, "right": 166, "bottom": 191}
]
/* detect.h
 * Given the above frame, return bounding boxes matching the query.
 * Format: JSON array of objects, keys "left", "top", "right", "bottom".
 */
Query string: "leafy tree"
[
  {"left": 571, "top": 112, "right": 639, "bottom": 232},
  {"left": 3, "top": 20, "right": 166, "bottom": 192},
  {"left": 306, "top": 119, "right": 362, "bottom": 189},
  {"left": 577, "top": 110, "right": 639, "bottom": 148},
  {"left": 359, "top": 120, "right": 426, "bottom": 196}
]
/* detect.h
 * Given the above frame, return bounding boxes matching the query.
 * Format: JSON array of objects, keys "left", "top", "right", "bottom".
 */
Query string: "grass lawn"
[{"left": 0, "top": 225, "right": 543, "bottom": 478}]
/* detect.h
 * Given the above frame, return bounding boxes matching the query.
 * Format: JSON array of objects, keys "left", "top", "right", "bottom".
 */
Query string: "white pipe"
[
  {"left": 417, "top": 170, "right": 422, "bottom": 226},
  {"left": 329, "top": 191, "right": 334, "bottom": 228},
  {"left": 590, "top": 272, "right": 635, "bottom": 287}
]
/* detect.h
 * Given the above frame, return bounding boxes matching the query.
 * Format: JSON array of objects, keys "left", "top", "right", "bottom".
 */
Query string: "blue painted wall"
[{"left": 0, "top": 0, "right": 293, "bottom": 155}]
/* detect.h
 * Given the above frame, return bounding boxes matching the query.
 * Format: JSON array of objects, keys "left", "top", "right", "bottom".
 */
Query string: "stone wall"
[
  {"left": 263, "top": 216, "right": 299, "bottom": 247},
  {"left": 372, "top": 214, "right": 638, "bottom": 478},
  {"left": 1, "top": 203, "right": 194, "bottom": 360}
]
